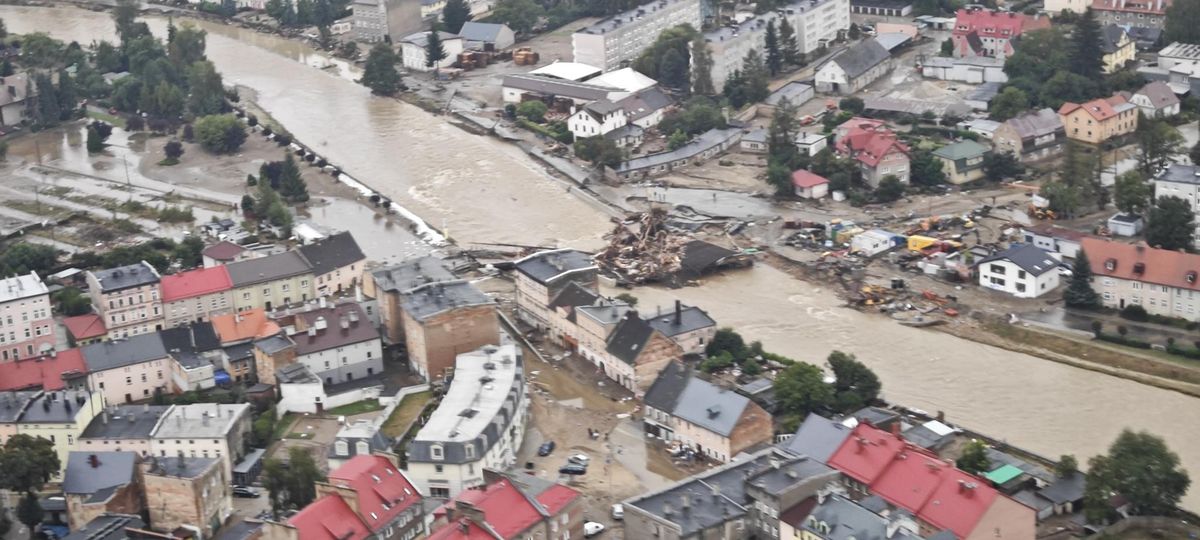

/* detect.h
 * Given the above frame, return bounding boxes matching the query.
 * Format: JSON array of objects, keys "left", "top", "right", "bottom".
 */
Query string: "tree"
[
  {"left": 360, "top": 43, "right": 403, "bottom": 96},
  {"left": 874, "top": 175, "right": 905, "bottom": 203},
  {"left": 490, "top": 0, "right": 539, "bottom": 33},
  {"left": 168, "top": 23, "right": 207, "bottom": 68},
  {"left": 690, "top": 37, "right": 715, "bottom": 95},
  {"left": 724, "top": 49, "right": 770, "bottom": 108},
  {"left": 1084, "top": 429, "right": 1190, "bottom": 520},
  {"left": 33, "top": 73, "right": 60, "bottom": 128},
  {"left": 113, "top": 0, "right": 146, "bottom": 43},
  {"left": 1069, "top": 9, "right": 1105, "bottom": 80},
  {"left": 278, "top": 153, "right": 309, "bottom": 202},
  {"left": 16, "top": 493, "right": 41, "bottom": 540},
  {"left": 1165, "top": 0, "right": 1200, "bottom": 45},
  {"left": 1056, "top": 454, "right": 1079, "bottom": 477},
  {"left": 910, "top": 149, "right": 946, "bottom": 187},
  {"left": 262, "top": 457, "right": 288, "bottom": 517},
  {"left": 774, "top": 362, "right": 834, "bottom": 417},
  {"left": 187, "top": 60, "right": 226, "bottom": 116},
  {"left": 957, "top": 440, "right": 991, "bottom": 475},
  {"left": 516, "top": 100, "right": 547, "bottom": 123},
  {"left": 1113, "top": 170, "right": 1152, "bottom": 215},
  {"left": 424, "top": 25, "right": 448, "bottom": 71},
  {"left": 53, "top": 287, "right": 91, "bottom": 316},
  {"left": 838, "top": 96, "right": 864, "bottom": 114},
  {"left": 982, "top": 152, "right": 1023, "bottom": 182},
  {"left": 194, "top": 114, "right": 247, "bottom": 154},
  {"left": 573, "top": 136, "right": 624, "bottom": 168},
  {"left": 86, "top": 124, "right": 109, "bottom": 153},
  {"left": 0, "top": 243, "right": 58, "bottom": 276},
  {"left": 668, "top": 129, "right": 688, "bottom": 150},
  {"left": 705, "top": 327, "right": 747, "bottom": 359},
  {"left": 1191, "top": 139, "right": 1200, "bottom": 165},
  {"left": 0, "top": 434, "right": 61, "bottom": 494},
  {"left": 241, "top": 194, "right": 256, "bottom": 214},
  {"left": 1136, "top": 118, "right": 1184, "bottom": 175},
  {"left": 827, "top": 351, "right": 880, "bottom": 412},
  {"left": 939, "top": 37, "right": 953, "bottom": 57},
  {"left": 442, "top": 0, "right": 472, "bottom": 33},
  {"left": 658, "top": 48, "right": 689, "bottom": 90},
  {"left": 1146, "top": 195, "right": 1195, "bottom": 251},
  {"left": 657, "top": 96, "right": 725, "bottom": 136},
  {"left": 989, "top": 87, "right": 1029, "bottom": 121},
  {"left": 164, "top": 140, "right": 184, "bottom": 161},
  {"left": 778, "top": 18, "right": 800, "bottom": 66},
  {"left": 633, "top": 25, "right": 699, "bottom": 89},
  {"left": 1064, "top": 249, "right": 1101, "bottom": 309},
  {"left": 767, "top": 97, "right": 800, "bottom": 166},
  {"left": 614, "top": 292, "right": 638, "bottom": 306},
  {"left": 764, "top": 20, "right": 783, "bottom": 76}
]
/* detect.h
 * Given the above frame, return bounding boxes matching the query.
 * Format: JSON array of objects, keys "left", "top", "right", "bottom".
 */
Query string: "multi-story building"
[
  {"left": 6, "top": 390, "right": 106, "bottom": 477},
  {"left": 597, "top": 312, "right": 682, "bottom": 395},
  {"left": 407, "top": 343, "right": 526, "bottom": 498},
  {"left": 977, "top": 244, "right": 1062, "bottom": 299},
  {"left": 572, "top": 0, "right": 703, "bottom": 71},
  {"left": 87, "top": 262, "right": 164, "bottom": 338},
  {"left": 426, "top": 470, "right": 582, "bottom": 540},
  {"left": 703, "top": 0, "right": 849, "bottom": 89},
  {"left": 63, "top": 452, "right": 144, "bottom": 530},
  {"left": 932, "top": 139, "right": 989, "bottom": 184},
  {"left": 298, "top": 232, "right": 366, "bottom": 297},
  {"left": 366, "top": 256, "right": 457, "bottom": 345},
  {"left": 1101, "top": 25, "right": 1136, "bottom": 73},
  {"left": 320, "top": 455, "right": 425, "bottom": 540},
  {"left": 645, "top": 301, "right": 716, "bottom": 356},
  {"left": 327, "top": 419, "right": 390, "bottom": 471},
  {"left": 782, "top": 494, "right": 924, "bottom": 539},
  {"left": 814, "top": 39, "right": 893, "bottom": 95},
  {"left": 0, "top": 347, "right": 89, "bottom": 393},
  {"left": 161, "top": 322, "right": 223, "bottom": 392},
  {"left": 141, "top": 456, "right": 232, "bottom": 539},
  {"left": 78, "top": 404, "right": 171, "bottom": 455},
  {"left": 950, "top": 8, "right": 1051, "bottom": 58},
  {"left": 513, "top": 249, "right": 597, "bottom": 332},
  {"left": 400, "top": 281, "right": 498, "bottom": 381},
  {"left": 0, "top": 272, "right": 55, "bottom": 361},
  {"left": 1154, "top": 164, "right": 1200, "bottom": 243},
  {"left": 212, "top": 309, "right": 284, "bottom": 383},
  {"left": 399, "top": 31, "right": 465, "bottom": 71},
  {"left": 227, "top": 252, "right": 314, "bottom": 312},
  {"left": 1082, "top": 237, "right": 1200, "bottom": 320},
  {"left": 81, "top": 334, "right": 173, "bottom": 405},
  {"left": 150, "top": 403, "right": 252, "bottom": 477},
  {"left": 281, "top": 302, "right": 383, "bottom": 386},
  {"left": 642, "top": 362, "right": 773, "bottom": 463},
  {"left": 834, "top": 117, "right": 910, "bottom": 186},
  {"left": 1092, "top": 0, "right": 1170, "bottom": 29},
  {"left": 1044, "top": 0, "right": 1089, "bottom": 13},
  {"left": 1059, "top": 94, "right": 1138, "bottom": 144},
  {"left": 352, "top": 0, "right": 421, "bottom": 43},
  {"left": 160, "top": 266, "right": 234, "bottom": 329},
  {"left": 992, "top": 108, "right": 1065, "bottom": 162}
]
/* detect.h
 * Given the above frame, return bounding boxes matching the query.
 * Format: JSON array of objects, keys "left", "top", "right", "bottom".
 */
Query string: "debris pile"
[{"left": 595, "top": 209, "right": 687, "bottom": 284}]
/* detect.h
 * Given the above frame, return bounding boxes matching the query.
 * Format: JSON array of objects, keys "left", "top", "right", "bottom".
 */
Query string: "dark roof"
[
  {"left": 213, "top": 520, "right": 264, "bottom": 540},
  {"left": 673, "top": 376, "right": 754, "bottom": 437},
  {"left": 201, "top": 241, "right": 245, "bottom": 261},
  {"left": 1109, "top": 213, "right": 1143, "bottom": 224},
  {"left": 298, "top": 232, "right": 365, "bottom": 277},
  {"left": 276, "top": 362, "right": 320, "bottom": 384},
  {"left": 830, "top": 39, "right": 891, "bottom": 79},
  {"left": 584, "top": 99, "right": 622, "bottom": 116},
  {"left": 848, "top": 406, "right": 900, "bottom": 427},
  {"left": 0, "top": 391, "right": 39, "bottom": 423},
  {"left": 224, "top": 342, "right": 255, "bottom": 362},
  {"left": 399, "top": 280, "right": 494, "bottom": 321},
  {"left": 290, "top": 303, "right": 379, "bottom": 355},
  {"left": 144, "top": 456, "right": 218, "bottom": 479},
  {"left": 81, "top": 334, "right": 169, "bottom": 372},
  {"left": 225, "top": 251, "right": 313, "bottom": 287},
  {"left": 513, "top": 249, "right": 595, "bottom": 285},
  {"left": 900, "top": 424, "right": 953, "bottom": 450},
  {"left": 619, "top": 87, "right": 672, "bottom": 122},
  {"left": 457, "top": 21, "right": 509, "bottom": 42},
  {"left": 1125, "top": 25, "right": 1162, "bottom": 47},
  {"left": 1155, "top": 163, "right": 1200, "bottom": 185},
  {"left": 1003, "top": 108, "right": 1063, "bottom": 139},
  {"left": 977, "top": 244, "right": 1059, "bottom": 276},
  {"left": 63, "top": 452, "right": 137, "bottom": 496},
  {"left": 1100, "top": 24, "right": 1126, "bottom": 53},
  {"left": 16, "top": 391, "right": 92, "bottom": 423},
  {"left": 679, "top": 240, "right": 738, "bottom": 276},
  {"left": 605, "top": 313, "right": 659, "bottom": 365},
  {"left": 642, "top": 361, "right": 689, "bottom": 413},
  {"left": 1038, "top": 471, "right": 1086, "bottom": 504},
  {"left": 501, "top": 74, "right": 616, "bottom": 102},
  {"left": 549, "top": 282, "right": 600, "bottom": 309},
  {"left": 90, "top": 262, "right": 159, "bottom": 293},
  {"left": 160, "top": 323, "right": 222, "bottom": 368},
  {"left": 371, "top": 256, "right": 456, "bottom": 292},
  {"left": 645, "top": 305, "right": 716, "bottom": 337},
  {"left": 81, "top": 405, "right": 169, "bottom": 440},
  {"left": 765, "top": 81, "right": 814, "bottom": 107},
  {"left": 782, "top": 414, "right": 853, "bottom": 463},
  {"left": 63, "top": 514, "right": 147, "bottom": 540},
  {"left": 253, "top": 334, "right": 294, "bottom": 355}
]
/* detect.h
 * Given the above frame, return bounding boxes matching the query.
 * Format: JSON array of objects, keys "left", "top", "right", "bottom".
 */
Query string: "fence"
[{"left": 1085, "top": 516, "right": 1197, "bottom": 539}]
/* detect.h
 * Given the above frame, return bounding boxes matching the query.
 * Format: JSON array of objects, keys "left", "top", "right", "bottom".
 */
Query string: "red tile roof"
[
  {"left": 428, "top": 478, "right": 580, "bottom": 540},
  {"left": 1081, "top": 238, "right": 1200, "bottom": 290},
  {"left": 63, "top": 314, "right": 107, "bottom": 340},
  {"left": 827, "top": 423, "right": 909, "bottom": 484},
  {"left": 428, "top": 520, "right": 495, "bottom": 540},
  {"left": 534, "top": 484, "right": 579, "bottom": 516},
  {"left": 1059, "top": 94, "right": 1130, "bottom": 122},
  {"left": 160, "top": 266, "right": 233, "bottom": 303},
  {"left": 835, "top": 120, "right": 909, "bottom": 168},
  {"left": 201, "top": 241, "right": 246, "bottom": 261},
  {"left": 211, "top": 309, "right": 281, "bottom": 344},
  {"left": 0, "top": 349, "right": 86, "bottom": 391},
  {"left": 953, "top": 8, "right": 1050, "bottom": 39},
  {"left": 327, "top": 456, "right": 421, "bottom": 533},
  {"left": 288, "top": 494, "right": 371, "bottom": 540},
  {"left": 791, "top": 170, "right": 830, "bottom": 188}
]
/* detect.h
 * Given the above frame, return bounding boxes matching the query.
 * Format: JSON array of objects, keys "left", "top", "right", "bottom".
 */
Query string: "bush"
[
  {"left": 1096, "top": 332, "right": 1151, "bottom": 349},
  {"left": 1120, "top": 304, "right": 1149, "bottom": 322},
  {"left": 194, "top": 114, "right": 246, "bottom": 154},
  {"left": 516, "top": 100, "right": 548, "bottom": 123},
  {"left": 158, "top": 206, "right": 194, "bottom": 223}
]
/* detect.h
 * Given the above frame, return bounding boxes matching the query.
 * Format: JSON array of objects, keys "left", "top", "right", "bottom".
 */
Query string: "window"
[
  {"left": 465, "top": 444, "right": 475, "bottom": 459},
  {"left": 357, "top": 441, "right": 370, "bottom": 455},
  {"left": 989, "top": 264, "right": 1006, "bottom": 275},
  {"left": 431, "top": 445, "right": 444, "bottom": 460},
  {"left": 434, "top": 464, "right": 444, "bottom": 473},
  {"left": 335, "top": 441, "right": 348, "bottom": 455}
]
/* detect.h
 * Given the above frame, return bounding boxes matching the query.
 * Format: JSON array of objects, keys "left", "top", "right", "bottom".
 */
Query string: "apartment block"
[
  {"left": 0, "top": 272, "right": 54, "bottom": 361},
  {"left": 573, "top": 0, "right": 703, "bottom": 70},
  {"left": 400, "top": 281, "right": 498, "bottom": 381},
  {"left": 87, "top": 262, "right": 164, "bottom": 338},
  {"left": 150, "top": 403, "right": 252, "bottom": 477},
  {"left": 226, "top": 252, "right": 314, "bottom": 312},
  {"left": 704, "top": 0, "right": 850, "bottom": 89},
  {"left": 366, "top": 256, "right": 456, "bottom": 346},
  {"left": 1153, "top": 164, "right": 1200, "bottom": 244},
  {"left": 352, "top": 0, "right": 421, "bottom": 43},
  {"left": 142, "top": 456, "right": 233, "bottom": 539},
  {"left": 160, "top": 266, "right": 234, "bottom": 329}
]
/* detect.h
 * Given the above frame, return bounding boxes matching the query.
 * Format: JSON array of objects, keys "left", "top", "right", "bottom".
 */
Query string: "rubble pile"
[{"left": 595, "top": 209, "right": 688, "bottom": 284}]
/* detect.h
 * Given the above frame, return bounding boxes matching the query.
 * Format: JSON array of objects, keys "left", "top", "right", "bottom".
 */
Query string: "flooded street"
[
  {"left": 610, "top": 264, "right": 1200, "bottom": 510},
  {"left": 0, "top": 5, "right": 611, "bottom": 250}
]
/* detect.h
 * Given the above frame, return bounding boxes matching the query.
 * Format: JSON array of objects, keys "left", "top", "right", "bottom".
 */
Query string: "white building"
[
  {"left": 150, "top": 403, "right": 252, "bottom": 477},
  {"left": 572, "top": 0, "right": 702, "bottom": 71},
  {"left": 919, "top": 56, "right": 1008, "bottom": 84},
  {"left": 1082, "top": 237, "right": 1200, "bottom": 320},
  {"left": 283, "top": 303, "right": 384, "bottom": 387},
  {"left": 1152, "top": 163, "right": 1200, "bottom": 243},
  {"left": 850, "top": 229, "right": 902, "bottom": 257},
  {"left": 977, "top": 244, "right": 1061, "bottom": 298},
  {"left": 353, "top": 0, "right": 422, "bottom": 43},
  {"left": 1043, "top": 0, "right": 1089, "bottom": 13},
  {"left": 405, "top": 342, "right": 526, "bottom": 499},
  {"left": 567, "top": 100, "right": 629, "bottom": 139},
  {"left": 814, "top": 39, "right": 892, "bottom": 95},
  {"left": 703, "top": 0, "right": 849, "bottom": 89},
  {"left": 399, "top": 31, "right": 464, "bottom": 71}
]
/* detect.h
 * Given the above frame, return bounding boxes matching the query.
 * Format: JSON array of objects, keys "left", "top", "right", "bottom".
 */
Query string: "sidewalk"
[{"left": 1019, "top": 306, "right": 1198, "bottom": 347}]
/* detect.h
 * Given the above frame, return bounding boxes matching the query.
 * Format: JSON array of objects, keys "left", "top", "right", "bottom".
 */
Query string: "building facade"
[
  {"left": 400, "top": 281, "right": 498, "bottom": 381},
  {"left": 87, "top": 262, "right": 164, "bottom": 339},
  {"left": 1082, "top": 238, "right": 1200, "bottom": 321},
  {"left": 513, "top": 250, "right": 598, "bottom": 332},
  {"left": 318, "top": 455, "right": 425, "bottom": 540},
  {"left": 0, "top": 272, "right": 55, "bottom": 361},
  {"left": 572, "top": 0, "right": 703, "bottom": 70},
  {"left": 951, "top": 8, "right": 1051, "bottom": 58},
  {"left": 298, "top": 232, "right": 367, "bottom": 298},
  {"left": 992, "top": 108, "right": 1065, "bottom": 162},
  {"left": 366, "top": 256, "right": 457, "bottom": 346},
  {"left": 81, "top": 335, "right": 174, "bottom": 405},
  {"left": 703, "top": 0, "right": 849, "bottom": 89},
  {"left": 932, "top": 140, "right": 989, "bottom": 184},
  {"left": 352, "top": 0, "right": 422, "bottom": 43},
  {"left": 1059, "top": 94, "right": 1139, "bottom": 144},
  {"left": 1092, "top": 0, "right": 1170, "bottom": 29},
  {"left": 426, "top": 471, "right": 582, "bottom": 540},
  {"left": 149, "top": 403, "right": 252, "bottom": 477},
  {"left": 977, "top": 245, "right": 1061, "bottom": 299},
  {"left": 283, "top": 302, "right": 384, "bottom": 386},
  {"left": 142, "top": 456, "right": 233, "bottom": 539},
  {"left": 814, "top": 39, "right": 893, "bottom": 95},
  {"left": 8, "top": 390, "right": 106, "bottom": 477},
  {"left": 160, "top": 266, "right": 234, "bottom": 329},
  {"left": 1153, "top": 164, "right": 1200, "bottom": 244},
  {"left": 226, "top": 252, "right": 314, "bottom": 313},
  {"left": 834, "top": 117, "right": 910, "bottom": 186}
]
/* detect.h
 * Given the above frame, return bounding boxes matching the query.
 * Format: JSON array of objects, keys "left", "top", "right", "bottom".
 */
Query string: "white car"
[
  {"left": 611, "top": 504, "right": 623, "bottom": 520},
  {"left": 584, "top": 522, "right": 605, "bottom": 537},
  {"left": 568, "top": 453, "right": 591, "bottom": 466}
]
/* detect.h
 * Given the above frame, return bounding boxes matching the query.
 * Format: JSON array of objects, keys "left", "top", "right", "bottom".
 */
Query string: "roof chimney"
[
  {"left": 674, "top": 300, "right": 682, "bottom": 325},
  {"left": 88, "top": 454, "right": 100, "bottom": 468}
]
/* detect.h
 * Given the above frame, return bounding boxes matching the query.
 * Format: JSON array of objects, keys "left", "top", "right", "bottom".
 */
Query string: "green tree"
[
  {"left": 1191, "top": 139, "right": 1200, "bottom": 165},
  {"left": 874, "top": 175, "right": 905, "bottom": 202},
  {"left": 1069, "top": 9, "right": 1105, "bottom": 80},
  {"left": 168, "top": 23, "right": 207, "bottom": 68},
  {"left": 778, "top": 18, "right": 800, "bottom": 66},
  {"left": 360, "top": 43, "right": 403, "bottom": 96},
  {"left": 1146, "top": 195, "right": 1195, "bottom": 251},
  {"left": 424, "top": 26, "right": 448, "bottom": 71},
  {"left": 657, "top": 96, "right": 725, "bottom": 136},
  {"left": 1039, "top": 71, "right": 1101, "bottom": 109},
  {"left": 1064, "top": 249, "right": 1101, "bottom": 309},
  {"left": 0, "top": 243, "right": 58, "bottom": 275},
  {"left": 726, "top": 48, "right": 769, "bottom": 106},
  {"left": 910, "top": 149, "right": 946, "bottom": 187},
  {"left": 193, "top": 114, "right": 247, "bottom": 154},
  {"left": 1113, "top": 170, "right": 1152, "bottom": 215},
  {"left": 490, "top": 0, "right": 539, "bottom": 33},
  {"left": 1165, "top": 0, "right": 1200, "bottom": 45},
  {"left": 668, "top": 129, "right": 688, "bottom": 150},
  {"left": 516, "top": 100, "right": 547, "bottom": 123},
  {"left": 16, "top": 493, "right": 41, "bottom": 540},
  {"left": 989, "top": 87, "right": 1029, "bottom": 121},
  {"left": 441, "top": 0, "right": 472, "bottom": 33},
  {"left": 939, "top": 37, "right": 953, "bottom": 57},
  {"left": 86, "top": 125, "right": 107, "bottom": 153},
  {"left": 186, "top": 60, "right": 226, "bottom": 116},
  {"left": 658, "top": 47, "right": 689, "bottom": 90},
  {"left": 827, "top": 351, "right": 880, "bottom": 412},
  {"left": 690, "top": 37, "right": 715, "bottom": 95},
  {"left": 573, "top": 136, "right": 624, "bottom": 168},
  {"left": 33, "top": 74, "right": 60, "bottom": 128},
  {"left": 278, "top": 153, "right": 309, "bottom": 202},
  {"left": 141, "top": 81, "right": 186, "bottom": 119},
  {"left": 633, "top": 25, "right": 699, "bottom": 90},
  {"left": 981, "top": 151, "right": 1023, "bottom": 182},
  {"left": 774, "top": 362, "right": 834, "bottom": 417},
  {"left": 767, "top": 162, "right": 793, "bottom": 196},
  {"left": 1136, "top": 118, "right": 1184, "bottom": 175},
  {"left": 285, "top": 447, "right": 323, "bottom": 507},
  {"left": 262, "top": 457, "right": 288, "bottom": 517},
  {"left": 1084, "top": 429, "right": 1190, "bottom": 520},
  {"left": 764, "top": 20, "right": 782, "bottom": 76},
  {"left": 1056, "top": 454, "right": 1079, "bottom": 477},
  {"left": 705, "top": 327, "right": 747, "bottom": 359},
  {"left": 53, "top": 287, "right": 91, "bottom": 316},
  {"left": 164, "top": 140, "right": 184, "bottom": 161},
  {"left": 0, "top": 434, "right": 61, "bottom": 493},
  {"left": 767, "top": 97, "right": 800, "bottom": 166},
  {"left": 55, "top": 69, "right": 77, "bottom": 121},
  {"left": 838, "top": 96, "right": 864, "bottom": 114},
  {"left": 956, "top": 440, "right": 991, "bottom": 475},
  {"left": 113, "top": 0, "right": 144, "bottom": 43}
]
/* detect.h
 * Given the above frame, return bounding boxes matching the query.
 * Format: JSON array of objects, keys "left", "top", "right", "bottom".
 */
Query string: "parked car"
[
  {"left": 584, "top": 522, "right": 605, "bottom": 537},
  {"left": 538, "top": 441, "right": 556, "bottom": 456},
  {"left": 611, "top": 504, "right": 624, "bottom": 520},
  {"left": 559, "top": 464, "right": 587, "bottom": 476},
  {"left": 232, "top": 486, "right": 260, "bottom": 498},
  {"left": 568, "top": 453, "right": 590, "bottom": 466}
]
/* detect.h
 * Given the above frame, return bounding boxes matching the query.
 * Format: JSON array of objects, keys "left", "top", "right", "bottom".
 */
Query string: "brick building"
[
  {"left": 366, "top": 256, "right": 456, "bottom": 346},
  {"left": 400, "top": 281, "right": 497, "bottom": 381},
  {"left": 142, "top": 455, "right": 233, "bottom": 539},
  {"left": 63, "top": 452, "right": 144, "bottom": 530}
]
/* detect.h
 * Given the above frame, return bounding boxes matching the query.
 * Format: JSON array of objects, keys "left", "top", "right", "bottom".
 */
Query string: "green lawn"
[
  {"left": 272, "top": 412, "right": 299, "bottom": 440},
  {"left": 326, "top": 399, "right": 385, "bottom": 416},
  {"left": 381, "top": 391, "right": 432, "bottom": 438},
  {"left": 86, "top": 109, "right": 126, "bottom": 128}
]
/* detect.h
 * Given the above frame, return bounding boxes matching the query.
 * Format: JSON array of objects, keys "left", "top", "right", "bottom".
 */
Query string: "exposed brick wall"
[
  {"left": 66, "top": 483, "right": 144, "bottom": 530},
  {"left": 142, "top": 460, "right": 231, "bottom": 539},
  {"left": 402, "top": 305, "right": 499, "bottom": 380},
  {"left": 632, "top": 333, "right": 683, "bottom": 395},
  {"left": 728, "top": 401, "right": 774, "bottom": 458}
]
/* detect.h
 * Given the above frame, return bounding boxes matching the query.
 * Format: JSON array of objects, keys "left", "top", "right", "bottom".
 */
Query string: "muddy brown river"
[{"left": 4, "top": 4, "right": 1200, "bottom": 510}]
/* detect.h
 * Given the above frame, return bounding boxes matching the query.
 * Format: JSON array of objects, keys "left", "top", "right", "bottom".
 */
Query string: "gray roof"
[
  {"left": 1136, "top": 80, "right": 1180, "bottom": 109},
  {"left": 619, "top": 87, "right": 672, "bottom": 122},
  {"left": 900, "top": 424, "right": 953, "bottom": 450},
  {"left": 254, "top": 334, "right": 295, "bottom": 355},
  {"left": 978, "top": 244, "right": 1059, "bottom": 277},
  {"left": 643, "top": 361, "right": 689, "bottom": 413},
  {"left": 226, "top": 251, "right": 313, "bottom": 287},
  {"left": 514, "top": 249, "right": 596, "bottom": 285},
  {"left": 63, "top": 452, "right": 137, "bottom": 496},
  {"left": 63, "top": 514, "right": 146, "bottom": 540},
  {"left": 276, "top": 362, "right": 320, "bottom": 384},
  {"left": 765, "top": 81, "right": 814, "bottom": 107},
  {"left": 501, "top": 74, "right": 618, "bottom": 102},
  {"left": 0, "top": 391, "right": 40, "bottom": 423},
  {"left": 224, "top": 342, "right": 255, "bottom": 362},
  {"left": 1126, "top": 25, "right": 1162, "bottom": 46},
  {"left": 618, "top": 128, "right": 742, "bottom": 173},
  {"left": 401, "top": 30, "right": 461, "bottom": 47},
  {"left": 371, "top": 256, "right": 456, "bottom": 292},
  {"left": 673, "top": 375, "right": 752, "bottom": 437},
  {"left": 233, "top": 448, "right": 266, "bottom": 475},
  {"left": 802, "top": 495, "right": 919, "bottom": 540},
  {"left": 873, "top": 32, "right": 912, "bottom": 51},
  {"left": 579, "top": 0, "right": 697, "bottom": 35},
  {"left": 1155, "top": 163, "right": 1200, "bottom": 185},
  {"left": 584, "top": 99, "right": 622, "bottom": 117},
  {"left": 1109, "top": 212, "right": 1143, "bottom": 224},
  {"left": 746, "top": 456, "right": 836, "bottom": 496},
  {"left": 1101, "top": 25, "right": 1127, "bottom": 53},
  {"left": 743, "top": 128, "right": 768, "bottom": 143},
  {"left": 1038, "top": 471, "right": 1086, "bottom": 504},
  {"left": 848, "top": 406, "right": 900, "bottom": 427},
  {"left": 605, "top": 313, "right": 659, "bottom": 365},
  {"left": 457, "top": 21, "right": 509, "bottom": 43},
  {"left": 328, "top": 420, "right": 391, "bottom": 459},
  {"left": 830, "top": 39, "right": 890, "bottom": 79},
  {"left": 1002, "top": 108, "right": 1063, "bottom": 139},
  {"left": 1011, "top": 489, "right": 1054, "bottom": 512},
  {"left": 213, "top": 520, "right": 264, "bottom": 540},
  {"left": 82, "top": 334, "right": 169, "bottom": 373},
  {"left": 298, "top": 232, "right": 365, "bottom": 277},
  {"left": 289, "top": 303, "right": 379, "bottom": 355},
  {"left": 549, "top": 282, "right": 600, "bottom": 309},
  {"left": 19, "top": 391, "right": 94, "bottom": 423},
  {"left": 605, "top": 124, "right": 645, "bottom": 141},
  {"left": 144, "top": 456, "right": 218, "bottom": 479},
  {"left": 399, "top": 280, "right": 493, "bottom": 321},
  {"left": 985, "top": 447, "right": 1056, "bottom": 484},
  {"left": 781, "top": 414, "right": 853, "bottom": 463},
  {"left": 645, "top": 305, "right": 716, "bottom": 338},
  {"left": 81, "top": 405, "right": 170, "bottom": 440},
  {"left": 152, "top": 403, "right": 251, "bottom": 440},
  {"left": 89, "top": 262, "right": 159, "bottom": 293},
  {"left": 160, "top": 322, "right": 222, "bottom": 369}
]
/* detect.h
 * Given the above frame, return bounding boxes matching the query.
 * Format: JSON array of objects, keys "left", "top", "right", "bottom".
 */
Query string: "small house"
[
  {"left": 850, "top": 229, "right": 904, "bottom": 257},
  {"left": 398, "top": 31, "right": 464, "bottom": 72},
  {"left": 794, "top": 132, "right": 828, "bottom": 156},
  {"left": 791, "top": 170, "right": 830, "bottom": 199},
  {"left": 457, "top": 21, "right": 515, "bottom": 50},
  {"left": 1101, "top": 25, "right": 1136, "bottom": 73},
  {"left": 1131, "top": 80, "right": 1181, "bottom": 118},
  {"left": 993, "top": 108, "right": 1064, "bottom": 162},
  {"left": 1107, "top": 213, "right": 1144, "bottom": 237},
  {"left": 815, "top": 39, "right": 893, "bottom": 95},
  {"left": 977, "top": 244, "right": 1061, "bottom": 298},
  {"left": 1021, "top": 224, "right": 1090, "bottom": 258},
  {"left": 932, "top": 139, "right": 989, "bottom": 184},
  {"left": 740, "top": 128, "right": 768, "bottom": 154},
  {"left": 567, "top": 99, "right": 628, "bottom": 139}
]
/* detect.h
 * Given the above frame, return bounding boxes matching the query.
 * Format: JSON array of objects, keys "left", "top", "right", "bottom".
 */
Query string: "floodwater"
[
  {"left": 611, "top": 264, "right": 1200, "bottom": 511},
  {"left": 303, "top": 197, "right": 432, "bottom": 263},
  {"left": 0, "top": 5, "right": 611, "bottom": 250}
]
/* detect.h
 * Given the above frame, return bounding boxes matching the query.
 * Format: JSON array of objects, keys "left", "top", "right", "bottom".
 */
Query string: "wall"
[
  {"left": 312, "top": 261, "right": 364, "bottom": 298},
  {"left": 231, "top": 274, "right": 313, "bottom": 312},
  {"left": 1097, "top": 275, "right": 1200, "bottom": 321},
  {"left": 66, "top": 482, "right": 143, "bottom": 530},
  {"left": 402, "top": 304, "right": 499, "bottom": 381},
  {"left": 89, "top": 358, "right": 173, "bottom": 404},
  {"left": 298, "top": 339, "right": 384, "bottom": 386},
  {"left": 0, "top": 289, "right": 54, "bottom": 361},
  {"left": 164, "top": 290, "right": 235, "bottom": 328},
  {"left": 89, "top": 278, "right": 164, "bottom": 338},
  {"left": 279, "top": 380, "right": 387, "bottom": 414},
  {"left": 143, "top": 460, "right": 232, "bottom": 539},
  {"left": 631, "top": 332, "right": 682, "bottom": 395}
]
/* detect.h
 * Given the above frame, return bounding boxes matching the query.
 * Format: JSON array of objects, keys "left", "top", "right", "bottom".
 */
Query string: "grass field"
[{"left": 381, "top": 391, "right": 432, "bottom": 439}]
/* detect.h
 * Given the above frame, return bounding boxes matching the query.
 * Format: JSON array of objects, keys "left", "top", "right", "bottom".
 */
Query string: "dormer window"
[
  {"left": 1133, "top": 262, "right": 1146, "bottom": 274},
  {"left": 431, "top": 444, "right": 444, "bottom": 460},
  {"left": 357, "top": 441, "right": 370, "bottom": 455},
  {"left": 1105, "top": 259, "right": 1117, "bottom": 271},
  {"left": 335, "top": 440, "right": 348, "bottom": 456},
  {"left": 1187, "top": 271, "right": 1197, "bottom": 284},
  {"left": 465, "top": 444, "right": 476, "bottom": 460}
]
